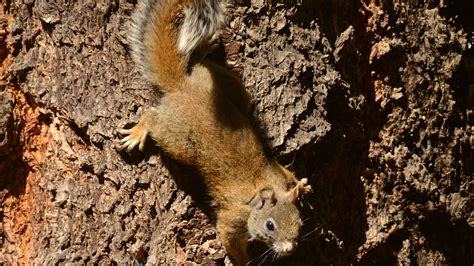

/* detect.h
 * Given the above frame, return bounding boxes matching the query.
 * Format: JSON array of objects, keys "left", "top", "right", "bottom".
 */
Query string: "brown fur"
[{"left": 146, "top": 0, "right": 190, "bottom": 90}]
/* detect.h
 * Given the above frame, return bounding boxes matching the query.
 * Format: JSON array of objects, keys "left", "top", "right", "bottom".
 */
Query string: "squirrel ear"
[{"left": 249, "top": 187, "right": 275, "bottom": 210}]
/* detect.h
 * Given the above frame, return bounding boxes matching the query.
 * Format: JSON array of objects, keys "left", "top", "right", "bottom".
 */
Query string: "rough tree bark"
[{"left": 0, "top": 0, "right": 472, "bottom": 264}]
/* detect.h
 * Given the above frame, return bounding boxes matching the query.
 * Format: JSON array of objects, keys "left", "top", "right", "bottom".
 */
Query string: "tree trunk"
[{"left": 1, "top": 0, "right": 472, "bottom": 264}]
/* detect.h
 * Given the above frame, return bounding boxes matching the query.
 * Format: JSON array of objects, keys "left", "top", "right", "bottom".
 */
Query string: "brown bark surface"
[{"left": 0, "top": 0, "right": 472, "bottom": 264}]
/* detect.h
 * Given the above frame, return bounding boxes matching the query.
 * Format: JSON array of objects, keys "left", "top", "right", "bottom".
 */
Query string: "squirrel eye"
[{"left": 265, "top": 220, "right": 275, "bottom": 231}]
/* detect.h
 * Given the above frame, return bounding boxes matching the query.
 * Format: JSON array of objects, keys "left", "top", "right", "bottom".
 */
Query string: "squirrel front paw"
[
  {"left": 287, "top": 178, "right": 312, "bottom": 202},
  {"left": 295, "top": 178, "right": 312, "bottom": 196},
  {"left": 118, "top": 125, "right": 149, "bottom": 151}
]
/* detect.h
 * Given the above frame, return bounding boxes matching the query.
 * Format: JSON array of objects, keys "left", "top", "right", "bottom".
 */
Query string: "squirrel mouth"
[{"left": 273, "top": 241, "right": 297, "bottom": 257}]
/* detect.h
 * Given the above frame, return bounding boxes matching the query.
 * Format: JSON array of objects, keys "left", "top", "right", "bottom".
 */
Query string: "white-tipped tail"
[
  {"left": 177, "top": 0, "right": 224, "bottom": 55},
  {"left": 128, "top": 0, "right": 223, "bottom": 90},
  {"left": 128, "top": 0, "right": 158, "bottom": 82}
]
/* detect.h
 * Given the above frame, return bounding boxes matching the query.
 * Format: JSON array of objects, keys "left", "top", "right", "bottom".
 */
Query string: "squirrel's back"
[
  {"left": 122, "top": 2, "right": 312, "bottom": 263},
  {"left": 129, "top": 0, "right": 224, "bottom": 91}
]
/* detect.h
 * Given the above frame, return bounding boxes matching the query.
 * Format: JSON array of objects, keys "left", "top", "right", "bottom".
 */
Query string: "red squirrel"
[{"left": 119, "top": 0, "right": 312, "bottom": 264}]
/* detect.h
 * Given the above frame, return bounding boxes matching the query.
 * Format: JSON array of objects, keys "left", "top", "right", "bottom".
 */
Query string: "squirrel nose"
[{"left": 280, "top": 241, "right": 298, "bottom": 256}]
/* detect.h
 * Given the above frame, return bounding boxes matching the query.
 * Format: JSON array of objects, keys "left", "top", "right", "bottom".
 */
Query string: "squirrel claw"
[
  {"left": 287, "top": 178, "right": 312, "bottom": 202},
  {"left": 117, "top": 126, "right": 148, "bottom": 151},
  {"left": 295, "top": 178, "right": 313, "bottom": 196}
]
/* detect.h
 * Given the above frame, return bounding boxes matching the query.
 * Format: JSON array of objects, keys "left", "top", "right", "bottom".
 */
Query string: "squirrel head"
[{"left": 247, "top": 186, "right": 303, "bottom": 257}]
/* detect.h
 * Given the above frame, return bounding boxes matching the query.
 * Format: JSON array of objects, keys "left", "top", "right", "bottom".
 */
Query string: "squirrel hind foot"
[{"left": 117, "top": 126, "right": 149, "bottom": 151}]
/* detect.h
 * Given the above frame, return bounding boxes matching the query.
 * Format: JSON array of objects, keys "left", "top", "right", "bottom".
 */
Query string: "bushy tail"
[{"left": 129, "top": 0, "right": 224, "bottom": 92}]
